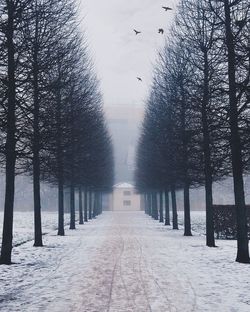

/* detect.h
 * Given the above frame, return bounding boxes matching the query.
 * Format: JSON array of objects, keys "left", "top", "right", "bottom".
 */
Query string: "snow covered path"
[{"left": 1, "top": 211, "right": 250, "bottom": 312}]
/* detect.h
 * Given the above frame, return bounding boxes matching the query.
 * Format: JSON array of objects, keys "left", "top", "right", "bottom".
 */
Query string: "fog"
[
  {"left": 0, "top": 175, "right": 58, "bottom": 211},
  {"left": 80, "top": 0, "right": 178, "bottom": 108},
  {"left": 105, "top": 105, "right": 144, "bottom": 183}
]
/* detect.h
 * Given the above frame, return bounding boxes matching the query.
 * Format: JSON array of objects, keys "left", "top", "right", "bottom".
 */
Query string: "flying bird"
[
  {"left": 158, "top": 28, "right": 164, "bottom": 34},
  {"left": 162, "top": 6, "right": 172, "bottom": 11},
  {"left": 134, "top": 29, "right": 141, "bottom": 35},
  {"left": 137, "top": 77, "right": 142, "bottom": 82}
]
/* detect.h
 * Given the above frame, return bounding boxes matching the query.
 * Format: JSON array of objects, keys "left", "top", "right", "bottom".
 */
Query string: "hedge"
[{"left": 213, "top": 205, "right": 250, "bottom": 239}]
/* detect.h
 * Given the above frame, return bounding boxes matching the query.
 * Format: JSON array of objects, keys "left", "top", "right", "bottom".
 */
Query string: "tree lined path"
[{"left": 1, "top": 211, "right": 250, "bottom": 312}]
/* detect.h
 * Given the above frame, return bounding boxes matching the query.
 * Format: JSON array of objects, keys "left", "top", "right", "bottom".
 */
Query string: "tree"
[
  {"left": 19, "top": 0, "right": 77, "bottom": 245},
  {"left": 175, "top": 0, "right": 225, "bottom": 245},
  {"left": 223, "top": 0, "right": 250, "bottom": 263},
  {"left": 0, "top": 0, "right": 32, "bottom": 265},
  {"left": 209, "top": 0, "right": 250, "bottom": 263},
  {"left": 0, "top": 0, "right": 114, "bottom": 264}
]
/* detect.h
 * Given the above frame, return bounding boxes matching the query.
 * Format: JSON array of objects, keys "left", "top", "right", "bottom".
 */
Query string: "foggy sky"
[{"left": 80, "top": 0, "right": 178, "bottom": 107}]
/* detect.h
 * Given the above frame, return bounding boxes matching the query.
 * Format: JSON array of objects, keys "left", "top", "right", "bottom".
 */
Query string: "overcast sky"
[{"left": 80, "top": 0, "right": 178, "bottom": 108}]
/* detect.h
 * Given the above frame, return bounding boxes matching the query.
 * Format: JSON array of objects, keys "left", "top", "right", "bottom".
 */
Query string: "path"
[{"left": 1, "top": 211, "right": 250, "bottom": 312}]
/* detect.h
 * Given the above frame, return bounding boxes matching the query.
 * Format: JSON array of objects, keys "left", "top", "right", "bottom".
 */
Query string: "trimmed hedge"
[{"left": 213, "top": 205, "right": 250, "bottom": 239}]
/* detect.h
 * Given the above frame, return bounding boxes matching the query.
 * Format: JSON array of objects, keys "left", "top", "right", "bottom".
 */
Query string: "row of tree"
[
  {"left": 0, "top": 0, "right": 114, "bottom": 264},
  {"left": 136, "top": 0, "right": 250, "bottom": 263}
]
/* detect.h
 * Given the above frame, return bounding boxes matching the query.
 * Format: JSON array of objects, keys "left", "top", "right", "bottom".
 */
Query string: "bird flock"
[{"left": 134, "top": 5, "right": 173, "bottom": 82}]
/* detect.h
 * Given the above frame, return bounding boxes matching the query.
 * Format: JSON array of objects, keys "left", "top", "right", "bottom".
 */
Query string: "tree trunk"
[
  {"left": 33, "top": 146, "right": 43, "bottom": 246},
  {"left": 88, "top": 191, "right": 92, "bottom": 220},
  {"left": 159, "top": 191, "right": 164, "bottom": 223},
  {"left": 146, "top": 193, "right": 150, "bottom": 215},
  {"left": 180, "top": 75, "right": 192, "bottom": 237},
  {"left": 0, "top": 2, "right": 17, "bottom": 264},
  {"left": 148, "top": 193, "right": 152, "bottom": 217},
  {"left": 96, "top": 192, "right": 101, "bottom": 216},
  {"left": 99, "top": 193, "right": 103, "bottom": 215},
  {"left": 152, "top": 192, "right": 158, "bottom": 220},
  {"left": 32, "top": 10, "right": 43, "bottom": 247},
  {"left": 171, "top": 184, "right": 178, "bottom": 229},
  {"left": 202, "top": 49, "right": 215, "bottom": 247},
  {"left": 144, "top": 194, "right": 147, "bottom": 214},
  {"left": 56, "top": 65, "right": 64, "bottom": 236},
  {"left": 93, "top": 192, "right": 98, "bottom": 218},
  {"left": 69, "top": 184, "right": 75, "bottom": 229},
  {"left": 164, "top": 190, "right": 170, "bottom": 225},
  {"left": 57, "top": 179, "right": 64, "bottom": 236},
  {"left": 84, "top": 189, "right": 88, "bottom": 222},
  {"left": 79, "top": 187, "right": 83, "bottom": 224},
  {"left": 98, "top": 192, "right": 101, "bottom": 215},
  {"left": 224, "top": 0, "right": 249, "bottom": 263},
  {"left": 184, "top": 181, "right": 192, "bottom": 236},
  {"left": 93, "top": 192, "right": 97, "bottom": 217},
  {"left": 97, "top": 192, "right": 101, "bottom": 216}
]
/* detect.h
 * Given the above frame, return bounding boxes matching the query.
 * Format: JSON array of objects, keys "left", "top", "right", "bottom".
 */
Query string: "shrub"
[{"left": 213, "top": 205, "right": 250, "bottom": 239}]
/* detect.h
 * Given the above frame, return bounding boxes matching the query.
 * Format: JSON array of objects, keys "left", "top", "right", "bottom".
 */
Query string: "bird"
[
  {"left": 162, "top": 6, "right": 172, "bottom": 11},
  {"left": 158, "top": 28, "right": 164, "bottom": 34},
  {"left": 134, "top": 29, "right": 141, "bottom": 35},
  {"left": 137, "top": 77, "right": 142, "bottom": 82}
]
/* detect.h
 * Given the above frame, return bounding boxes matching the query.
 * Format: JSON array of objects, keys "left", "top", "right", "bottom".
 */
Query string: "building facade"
[{"left": 112, "top": 182, "right": 141, "bottom": 211}]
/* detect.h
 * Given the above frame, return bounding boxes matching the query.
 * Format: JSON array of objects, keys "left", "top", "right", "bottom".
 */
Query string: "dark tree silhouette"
[
  {"left": 208, "top": 0, "right": 250, "bottom": 263},
  {"left": 19, "top": 0, "right": 77, "bottom": 245},
  {"left": 0, "top": 0, "right": 114, "bottom": 264},
  {"left": 0, "top": 0, "right": 32, "bottom": 265}
]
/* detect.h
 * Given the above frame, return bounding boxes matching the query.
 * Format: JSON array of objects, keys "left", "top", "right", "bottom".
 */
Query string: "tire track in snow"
[
  {"left": 169, "top": 248, "right": 198, "bottom": 312},
  {"left": 135, "top": 235, "right": 173, "bottom": 312},
  {"left": 144, "top": 220, "right": 197, "bottom": 312},
  {"left": 136, "top": 237, "right": 153, "bottom": 312},
  {"left": 106, "top": 217, "right": 153, "bottom": 312},
  {"left": 106, "top": 226, "right": 126, "bottom": 312},
  {"left": 117, "top": 229, "right": 138, "bottom": 312},
  {"left": 186, "top": 276, "right": 197, "bottom": 312},
  {"left": 74, "top": 222, "right": 135, "bottom": 312}
]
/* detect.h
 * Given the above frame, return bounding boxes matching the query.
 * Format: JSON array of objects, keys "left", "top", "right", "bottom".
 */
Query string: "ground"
[{"left": 1, "top": 211, "right": 250, "bottom": 312}]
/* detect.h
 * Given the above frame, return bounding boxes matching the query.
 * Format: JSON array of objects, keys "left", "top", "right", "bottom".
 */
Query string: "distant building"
[
  {"left": 105, "top": 105, "right": 144, "bottom": 183},
  {"left": 112, "top": 182, "right": 141, "bottom": 211}
]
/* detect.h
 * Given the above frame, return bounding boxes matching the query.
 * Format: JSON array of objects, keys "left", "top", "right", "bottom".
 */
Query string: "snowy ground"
[
  {"left": 178, "top": 211, "right": 206, "bottom": 236},
  {"left": 1, "top": 211, "right": 250, "bottom": 312},
  {"left": 0, "top": 211, "right": 71, "bottom": 247}
]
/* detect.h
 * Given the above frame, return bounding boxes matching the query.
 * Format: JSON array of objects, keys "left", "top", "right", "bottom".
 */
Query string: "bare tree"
[
  {"left": 209, "top": 0, "right": 250, "bottom": 263},
  {"left": 0, "top": 0, "right": 31, "bottom": 265}
]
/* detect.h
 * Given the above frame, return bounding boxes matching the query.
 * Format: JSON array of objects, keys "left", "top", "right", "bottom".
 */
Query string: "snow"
[
  {"left": 114, "top": 182, "right": 134, "bottom": 188},
  {"left": 178, "top": 211, "right": 206, "bottom": 236},
  {"left": 1, "top": 211, "right": 250, "bottom": 312},
  {"left": 0, "top": 211, "right": 71, "bottom": 247}
]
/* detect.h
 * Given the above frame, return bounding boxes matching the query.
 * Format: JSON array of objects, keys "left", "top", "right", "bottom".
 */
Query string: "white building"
[{"left": 112, "top": 182, "right": 141, "bottom": 211}]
